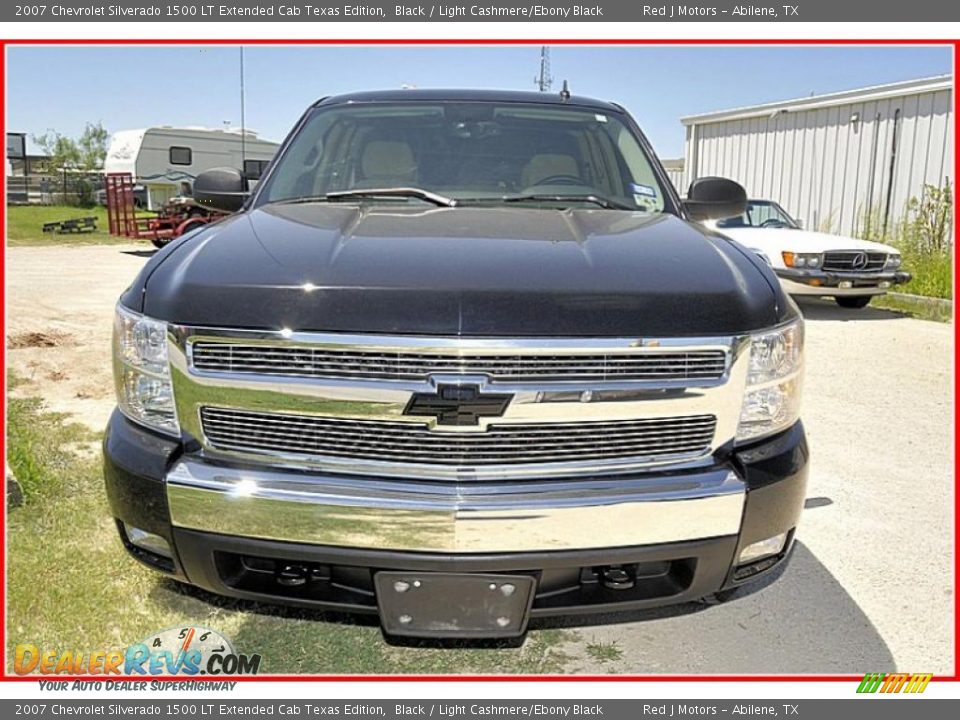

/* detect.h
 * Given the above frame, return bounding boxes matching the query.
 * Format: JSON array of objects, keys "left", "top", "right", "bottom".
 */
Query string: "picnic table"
[{"left": 42, "top": 216, "right": 97, "bottom": 234}]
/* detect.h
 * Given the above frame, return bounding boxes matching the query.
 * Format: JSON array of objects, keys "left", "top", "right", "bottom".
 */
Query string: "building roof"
[
  {"left": 314, "top": 88, "right": 624, "bottom": 113},
  {"left": 681, "top": 74, "right": 952, "bottom": 126}
]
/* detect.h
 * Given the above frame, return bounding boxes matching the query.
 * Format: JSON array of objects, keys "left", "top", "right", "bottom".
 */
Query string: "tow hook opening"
[
  {"left": 275, "top": 562, "right": 332, "bottom": 587},
  {"left": 601, "top": 565, "right": 636, "bottom": 590}
]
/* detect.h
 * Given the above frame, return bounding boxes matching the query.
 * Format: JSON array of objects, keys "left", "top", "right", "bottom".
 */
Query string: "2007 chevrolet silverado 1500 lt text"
[{"left": 104, "top": 89, "right": 808, "bottom": 638}]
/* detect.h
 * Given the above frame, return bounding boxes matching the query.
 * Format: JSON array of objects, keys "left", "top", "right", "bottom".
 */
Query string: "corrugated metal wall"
[
  {"left": 664, "top": 165, "right": 685, "bottom": 191},
  {"left": 683, "top": 85, "right": 953, "bottom": 238}
]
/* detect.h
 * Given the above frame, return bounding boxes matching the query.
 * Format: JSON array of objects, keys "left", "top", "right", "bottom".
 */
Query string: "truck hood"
[
  {"left": 716, "top": 227, "right": 899, "bottom": 255},
  {"left": 135, "top": 203, "right": 788, "bottom": 337}
]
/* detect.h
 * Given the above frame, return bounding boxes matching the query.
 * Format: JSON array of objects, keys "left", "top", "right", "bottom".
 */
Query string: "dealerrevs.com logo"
[{"left": 14, "top": 626, "right": 261, "bottom": 676}]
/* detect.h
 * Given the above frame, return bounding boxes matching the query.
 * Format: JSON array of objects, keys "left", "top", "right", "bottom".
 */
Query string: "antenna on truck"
[{"left": 559, "top": 80, "right": 571, "bottom": 102}]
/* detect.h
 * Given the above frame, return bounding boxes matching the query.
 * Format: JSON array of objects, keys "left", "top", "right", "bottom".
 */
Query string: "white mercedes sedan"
[{"left": 706, "top": 199, "right": 911, "bottom": 309}]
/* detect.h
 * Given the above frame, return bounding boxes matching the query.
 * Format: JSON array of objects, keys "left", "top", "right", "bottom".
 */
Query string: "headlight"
[
  {"left": 782, "top": 252, "right": 822, "bottom": 269},
  {"left": 113, "top": 304, "right": 179, "bottom": 436},
  {"left": 737, "top": 319, "right": 804, "bottom": 442},
  {"left": 885, "top": 253, "right": 902, "bottom": 269}
]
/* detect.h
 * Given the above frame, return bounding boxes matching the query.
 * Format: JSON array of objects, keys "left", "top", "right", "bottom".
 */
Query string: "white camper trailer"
[{"left": 104, "top": 127, "right": 279, "bottom": 210}]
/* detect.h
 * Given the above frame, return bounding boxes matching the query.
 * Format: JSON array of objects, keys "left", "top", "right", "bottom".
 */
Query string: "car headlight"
[
  {"left": 113, "top": 304, "right": 179, "bottom": 436},
  {"left": 885, "top": 253, "right": 902, "bottom": 269},
  {"left": 782, "top": 252, "right": 822, "bottom": 269},
  {"left": 737, "top": 319, "right": 804, "bottom": 442}
]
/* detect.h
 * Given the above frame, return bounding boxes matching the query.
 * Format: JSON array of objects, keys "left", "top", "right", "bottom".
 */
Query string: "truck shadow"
[
  {"left": 530, "top": 541, "right": 895, "bottom": 673},
  {"left": 149, "top": 540, "right": 894, "bottom": 673},
  {"left": 793, "top": 296, "right": 906, "bottom": 322}
]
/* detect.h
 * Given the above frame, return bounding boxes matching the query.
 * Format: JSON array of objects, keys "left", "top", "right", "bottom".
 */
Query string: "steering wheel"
[
  {"left": 760, "top": 219, "right": 789, "bottom": 228},
  {"left": 531, "top": 174, "right": 584, "bottom": 186}
]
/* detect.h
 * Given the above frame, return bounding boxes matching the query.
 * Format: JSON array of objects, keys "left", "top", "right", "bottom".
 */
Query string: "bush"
[
  {"left": 856, "top": 183, "right": 954, "bottom": 299},
  {"left": 904, "top": 183, "right": 953, "bottom": 254},
  {"left": 896, "top": 183, "right": 953, "bottom": 299},
  {"left": 896, "top": 244, "right": 953, "bottom": 299}
]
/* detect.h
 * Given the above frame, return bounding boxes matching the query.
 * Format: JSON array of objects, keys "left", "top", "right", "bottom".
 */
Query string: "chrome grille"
[
  {"left": 200, "top": 407, "right": 717, "bottom": 467},
  {"left": 822, "top": 251, "right": 887, "bottom": 273},
  {"left": 190, "top": 343, "right": 728, "bottom": 382}
]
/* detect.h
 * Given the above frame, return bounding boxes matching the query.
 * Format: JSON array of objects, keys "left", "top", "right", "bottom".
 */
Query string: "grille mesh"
[
  {"left": 191, "top": 344, "right": 727, "bottom": 382},
  {"left": 822, "top": 251, "right": 887, "bottom": 272},
  {"left": 200, "top": 407, "right": 717, "bottom": 467}
]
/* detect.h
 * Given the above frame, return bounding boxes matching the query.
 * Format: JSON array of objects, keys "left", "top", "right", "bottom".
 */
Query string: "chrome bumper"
[
  {"left": 776, "top": 268, "right": 911, "bottom": 295},
  {"left": 166, "top": 460, "right": 746, "bottom": 553}
]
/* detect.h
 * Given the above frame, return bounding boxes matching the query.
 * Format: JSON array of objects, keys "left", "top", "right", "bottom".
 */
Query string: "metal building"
[
  {"left": 661, "top": 158, "right": 685, "bottom": 190},
  {"left": 680, "top": 75, "right": 953, "bottom": 237}
]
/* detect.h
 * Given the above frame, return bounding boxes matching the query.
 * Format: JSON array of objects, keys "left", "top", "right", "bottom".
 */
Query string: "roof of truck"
[{"left": 313, "top": 88, "right": 625, "bottom": 113}]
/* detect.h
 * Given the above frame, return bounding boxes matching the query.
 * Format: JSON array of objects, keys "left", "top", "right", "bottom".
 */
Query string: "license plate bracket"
[{"left": 374, "top": 572, "right": 536, "bottom": 638}]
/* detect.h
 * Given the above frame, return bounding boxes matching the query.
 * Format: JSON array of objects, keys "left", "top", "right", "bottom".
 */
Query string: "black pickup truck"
[{"left": 105, "top": 89, "right": 808, "bottom": 639}]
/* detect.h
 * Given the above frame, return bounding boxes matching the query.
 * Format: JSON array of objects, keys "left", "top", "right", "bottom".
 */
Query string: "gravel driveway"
[{"left": 5, "top": 243, "right": 954, "bottom": 675}]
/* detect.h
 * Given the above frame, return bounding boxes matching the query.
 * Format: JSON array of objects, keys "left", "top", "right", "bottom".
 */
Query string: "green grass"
[
  {"left": 5, "top": 385, "right": 576, "bottom": 675},
  {"left": 585, "top": 640, "right": 623, "bottom": 664},
  {"left": 871, "top": 294, "right": 952, "bottom": 323},
  {"left": 5, "top": 375, "right": 95, "bottom": 502},
  {"left": 896, "top": 246, "right": 953, "bottom": 299},
  {"left": 6, "top": 204, "right": 141, "bottom": 246}
]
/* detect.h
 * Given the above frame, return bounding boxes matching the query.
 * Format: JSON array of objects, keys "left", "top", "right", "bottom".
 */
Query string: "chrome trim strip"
[
  {"left": 166, "top": 461, "right": 746, "bottom": 553},
  {"left": 171, "top": 326, "right": 740, "bottom": 354}
]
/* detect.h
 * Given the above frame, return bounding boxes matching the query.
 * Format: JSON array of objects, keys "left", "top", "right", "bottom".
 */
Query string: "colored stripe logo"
[{"left": 857, "top": 673, "right": 932, "bottom": 694}]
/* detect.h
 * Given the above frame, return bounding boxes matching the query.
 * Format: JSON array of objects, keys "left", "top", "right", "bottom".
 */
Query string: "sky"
[{"left": 6, "top": 45, "right": 952, "bottom": 159}]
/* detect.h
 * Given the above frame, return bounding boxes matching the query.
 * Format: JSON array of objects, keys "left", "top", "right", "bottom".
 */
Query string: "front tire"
[{"left": 835, "top": 296, "right": 872, "bottom": 309}]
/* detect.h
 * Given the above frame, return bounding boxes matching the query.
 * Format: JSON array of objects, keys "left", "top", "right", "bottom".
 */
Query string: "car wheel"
[
  {"left": 835, "top": 296, "right": 872, "bottom": 309},
  {"left": 180, "top": 221, "right": 206, "bottom": 237}
]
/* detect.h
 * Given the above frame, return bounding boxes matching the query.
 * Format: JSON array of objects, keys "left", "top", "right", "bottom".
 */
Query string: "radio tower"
[{"left": 535, "top": 46, "right": 553, "bottom": 92}]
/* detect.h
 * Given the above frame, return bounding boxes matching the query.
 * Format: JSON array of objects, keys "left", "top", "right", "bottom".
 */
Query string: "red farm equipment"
[{"left": 105, "top": 173, "right": 228, "bottom": 249}]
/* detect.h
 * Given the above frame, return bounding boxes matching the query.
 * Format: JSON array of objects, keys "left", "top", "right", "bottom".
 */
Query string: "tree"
[
  {"left": 32, "top": 122, "right": 109, "bottom": 206},
  {"left": 34, "top": 122, "right": 108, "bottom": 172}
]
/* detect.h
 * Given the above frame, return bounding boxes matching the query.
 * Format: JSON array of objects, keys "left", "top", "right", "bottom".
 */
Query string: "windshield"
[
  {"left": 256, "top": 101, "right": 670, "bottom": 212},
  {"left": 716, "top": 200, "right": 799, "bottom": 229}
]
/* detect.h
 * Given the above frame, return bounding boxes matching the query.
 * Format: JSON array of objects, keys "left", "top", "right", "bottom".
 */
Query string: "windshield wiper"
[
  {"left": 489, "top": 194, "right": 634, "bottom": 211},
  {"left": 324, "top": 187, "right": 457, "bottom": 208}
]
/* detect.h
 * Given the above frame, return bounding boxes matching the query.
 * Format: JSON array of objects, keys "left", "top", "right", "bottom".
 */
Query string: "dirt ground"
[
  {"left": 6, "top": 243, "right": 150, "bottom": 430},
  {"left": 4, "top": 242, "right": 955, "bottom": 674}
]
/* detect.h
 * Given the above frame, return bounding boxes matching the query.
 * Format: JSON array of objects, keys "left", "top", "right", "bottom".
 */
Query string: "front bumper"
[
  {"left": 776, "top": 267, "right": 911, "bottom": 296},
  {"left": 104, "top": 410, "right": 808, "bottom": 634}
]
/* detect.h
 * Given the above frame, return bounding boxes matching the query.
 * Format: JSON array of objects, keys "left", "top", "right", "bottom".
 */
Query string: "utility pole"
[
  {"left": 534, "top": 46, "right": 552, "bottom": 92},
  {"left": 240, "top": 47, "right": 247, "bottom": 170}
]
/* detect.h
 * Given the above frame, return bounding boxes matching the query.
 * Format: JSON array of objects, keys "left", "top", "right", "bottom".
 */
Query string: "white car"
[{"left": 706, "top": 200, "right": 911, "bottom": 309}]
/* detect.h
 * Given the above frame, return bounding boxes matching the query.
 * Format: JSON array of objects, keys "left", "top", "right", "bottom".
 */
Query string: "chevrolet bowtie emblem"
[{"left": 404, "top": 384, "right": 512, "bottom": 427}]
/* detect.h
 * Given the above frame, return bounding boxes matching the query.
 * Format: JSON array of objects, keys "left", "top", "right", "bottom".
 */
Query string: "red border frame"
[{"left": 0, "top": 37, "right": 956, "bottom": 684}]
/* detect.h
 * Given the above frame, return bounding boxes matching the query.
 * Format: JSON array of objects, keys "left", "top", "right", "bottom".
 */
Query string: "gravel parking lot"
[{"left": 5, "top": 243, "right": 954, "bottom": 675}]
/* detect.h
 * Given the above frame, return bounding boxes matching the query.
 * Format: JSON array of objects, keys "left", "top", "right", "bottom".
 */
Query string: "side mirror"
[
  {"left": 194, "top": 167, "right": 248, "bottom": 213},
  {"left": 683, "top": 177, "right": 747, "bottom": 222}
]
